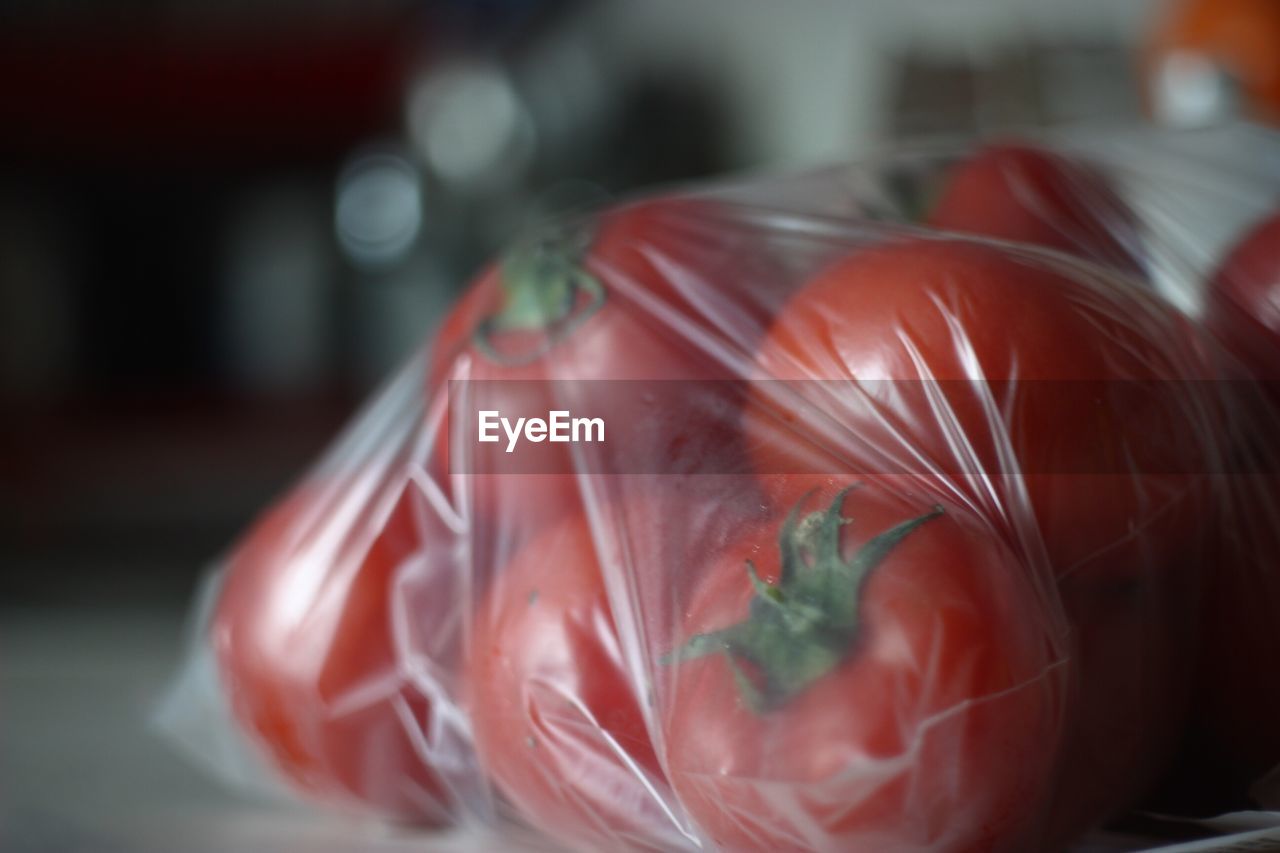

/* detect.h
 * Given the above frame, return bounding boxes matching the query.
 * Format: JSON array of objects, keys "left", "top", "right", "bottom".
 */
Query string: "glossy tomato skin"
[
  {"left": 927, "top": 142, "right": 1144, "bottom": 277},
  {"left": 428, "top": 198, "right": 779, "bottom": 540},
  {"left": 213, "top": 477, "right": 462, "bottom": 823},
  {"left": 1206, "top": 211, "right": 1280, "bottom": 389},
  {"left": 662, "top": 476, "right": 1066, "bottom": 852},
  {"left": 745, "top": 239, "right": 1214, "bottom": 835},
  {"left": 468, "top": 509, "right": 684, "bottom": 852},
  {"left": 748, "top": 239, "right": 1212, "bottom": 581}
]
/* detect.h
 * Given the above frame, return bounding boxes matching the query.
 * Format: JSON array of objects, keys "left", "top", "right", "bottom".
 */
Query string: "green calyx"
[
  {"left": 471, "top": 225, "right": 605, "bottom": 367},
  {"left": 664, "top": 486, "right": 943, "bottom": 713}
]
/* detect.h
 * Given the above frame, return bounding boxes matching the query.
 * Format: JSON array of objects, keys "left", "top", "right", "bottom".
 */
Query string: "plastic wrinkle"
[
  {"left": 158, "top": 126, "right": 1280, "bottom": 852},
  {"left": 675, "top": 659, "right": 1069, "bottom": 852}
]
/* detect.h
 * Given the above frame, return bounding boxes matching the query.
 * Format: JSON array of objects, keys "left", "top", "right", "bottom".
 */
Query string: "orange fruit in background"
[{"left": 1145, "top": 0, "right": 1280, "bottom": 124}]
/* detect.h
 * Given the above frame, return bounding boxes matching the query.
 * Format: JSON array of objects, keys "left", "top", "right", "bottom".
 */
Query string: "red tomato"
[
  {"left": 467, "top": 508, "right": 684, "bottom": 851},
  {"left": 744, "top": 239, "right": 1214, "bottom": 834},
  {"left": 426, "top": 197, "right": 785, "bottom": 542},
  {"left": 213, "top": 476, "right": 464, "bottom": 823},
  {"left": 1198, "top": 214, "right": 1280, "bottom": 787},
  {"left": 927, "top": 142, "right": 1144, "bottom": 277},
  {"left": 1190, "top": 217, "right": 1280, "bottom": 797},
  {"left": 1135, "top": 212, "right": 1280, "bottom": 808},
  {"left": 426, "top": 198, "right": 785, "bottom": 390},
  {"left": 1206, "top": 209, "right": 1280, "bottom": 389},
  {"left": 661, "top": 476, "right": 1066, "bottom": 851},
  {"left": 748, "top": 238, "right": 1211, "bottom": 581}
]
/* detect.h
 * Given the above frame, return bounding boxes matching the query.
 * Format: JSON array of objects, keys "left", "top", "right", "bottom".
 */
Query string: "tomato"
[
  {"left": 1192, "top": 198, "right": 1280, "bottom": 789},
  {"left": 212, "top": 475, "right": 464, "bottom": 823},
  {"left": 427, "top": 198, "right": 785, "bottom": 389},
  {"left": 747, "top": 238, "right": 1211, "bottom": 580},
  {"left": 927, "top": 141, "right": 1144, "bottom": 277},
  {"left": 1206, "top": 210, "right": 1280, "bottom": 389},
  {"left": 1196, "top": 213, "right": 1280, "bottom": 787},
  {"left": 1192, "top": 217, "right": 1280, "bottom": 796},
  {"left": 661, "top": 476, "right": 1065, "bottom": 851},
  {"left": 467, "top": 507, "right": 684, "bottom": 851},
  {"left": 427, "top": 198, "right": 781, "bottom": 542},
  {"left": 744, "top": 239, "right": 1215, "bottom": 834}
]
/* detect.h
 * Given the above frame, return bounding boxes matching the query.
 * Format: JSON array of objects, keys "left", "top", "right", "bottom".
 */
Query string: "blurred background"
[{"left": 1, "top": 0, "right": 1275, "bottom": 849}]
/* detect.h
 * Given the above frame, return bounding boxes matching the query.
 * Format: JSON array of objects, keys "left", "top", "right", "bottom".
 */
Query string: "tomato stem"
[
  {"left": 472, "top": 226, "right": 606, "bottom": 366},
  {"left": 664, "top": 486, "right": 943, "bottom": 713}
]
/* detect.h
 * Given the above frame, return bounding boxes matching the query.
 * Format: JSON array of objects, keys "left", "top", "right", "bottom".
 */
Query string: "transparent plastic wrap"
[{"left": 158, "top": 125, "right": 1280, "bottom": 851}]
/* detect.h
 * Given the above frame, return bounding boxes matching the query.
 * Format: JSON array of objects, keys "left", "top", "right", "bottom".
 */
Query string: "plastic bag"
[{"left": 158, "top": 124, "right": 1280, "bottom": 851}]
